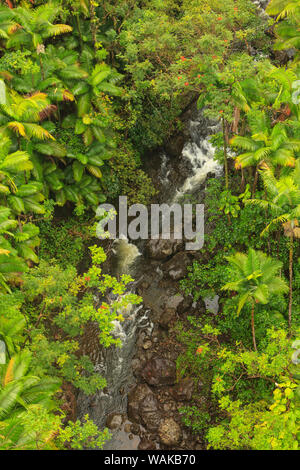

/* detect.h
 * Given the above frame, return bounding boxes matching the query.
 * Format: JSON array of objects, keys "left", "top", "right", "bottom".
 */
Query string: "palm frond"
[{"left": 22, "top": 124, "right": 55, "bottom": 141}]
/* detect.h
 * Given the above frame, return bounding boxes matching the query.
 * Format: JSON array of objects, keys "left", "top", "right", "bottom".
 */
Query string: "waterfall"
[
  {"left": 173, "top": 114, "right": 222, "bottom": 201},
  {"left": 112, "top": 237, "right": 142, "bottom": 276}
]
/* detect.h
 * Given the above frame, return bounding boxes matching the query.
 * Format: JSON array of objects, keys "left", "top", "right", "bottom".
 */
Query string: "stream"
[
  {"left": 77, "top": 0, "right": 272, "bottom": 451},
  {"left": 77, "top": 105, "right": 223, "bottom": 450}
]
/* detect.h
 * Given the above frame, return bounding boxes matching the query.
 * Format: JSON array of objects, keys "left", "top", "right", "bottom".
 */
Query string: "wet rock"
[
  {"left": 139, "top": 393, "right": 159, "bottom": 414},
  {"left": 127, "top": 384, "right": 153, "bottom": 422},
  {"left": 165, "top": 294, "right": 185, "bottom": 312},
  {"left": 171, "top": 378, "right": 194, "bottom": 401},
  {"left": 138, "top": 439, "right": 156, "bottom": 450},
  {"left": 141, "top": 411, "right": 162, "bottom": 432},
  {"left": 163, "top": 252, "right": 190, "bottom": 281},
  {"left": 145, "top": 350, "right": 153, "bottom": 361},
  {"left": 130, "top": 423, "right": 140, "bottom": 435},
  {"left": 163, "top": 403, "right": 173, "bottom": 411},
  {"left": 132, "top": 358, "right": 142, "bottom": 374},
  {"left": 60, "top": 382, "right": 77, "bottom": 422},
  {"left": 159, "top": 418, "right": 182, "bottom": 447},
  {"left": 139, "top": 394, "right": 162, "bottom": 432},
  {"left": 141, "top": 357, "right": 176, "bottom": 386},
  {"left": 204, "top": 295, "right": 219, "bottom": 315},
  {"left": 194, "top": 443, "right": 203, "bottom": 450},
  {"left": 106, "top": 413, "right": 123, "bottom": 430},
  {"left": 164, "top": 134, "right": 185, "bottom": 159},
  {"left": 124, "top": 423, "right": 131, "bottom": 433},
  {"left": 176, "top": 296, "right": 193, "bottom": 315},
  {"left": 136, "top": 331, "right": 147, "bottom": 348},
  {"left": 146, "top": 238, "right": 183, "bottom": 261},
  {"left": 159, "top": 308, "right": 176, "bottom": 329}
]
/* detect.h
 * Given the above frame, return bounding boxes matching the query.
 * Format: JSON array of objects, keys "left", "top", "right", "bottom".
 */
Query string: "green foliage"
[
  {"left": 231, "top": 111, "right": 300, "bottom": 170},
  {"left": 0, "top": 0, "right": 299, "bottom": 452},
  {"left": 103, "top": 141, "right": 156, "bottom": 204},
  {"left": 222, "top": 248, "right": 288, "bottom": 312},
  {"left": 267, "top": 0, "right": 300, "bottom": 64},
  {"left": 179, "top": 405, "right": 211, "bottom": 434},
  {"left": 218, "top": 185, "right": 251, "bottom": 218},
  {"left": 57, "top": 414, "right": 111, "bottom": 450},
  {"left": 38, "top": 215, "right": 92, "bottom": 269},
  {"left": 207, "top": 383, "right": 299, "bottom": 450},
  {"left": 0, "top": 242, "right": 141, "bottom": 449},
  {"left": 0, "top": 404, "right": 110, "bottom": 450}
]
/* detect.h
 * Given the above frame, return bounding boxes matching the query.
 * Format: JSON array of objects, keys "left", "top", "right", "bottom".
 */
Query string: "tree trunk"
[
  {"left": 232, "top": 107, "right": 240, "bottom": 134},
  {"left": 89, "top": 0, "right": 98, "bottom": 51},
  {"left": 251, "top": 303, "right": 257, "bottom": 351},
  {"left": 39, "top": 56, "right": 45, "bottom": 81},
  {"left": 276, "top": 230, "right": 281, "bottom": 260},
  {"left": 288, "top": 235, "right": 293, "bottom": 336},
  {"left": 222, "top": 118, "right": 229, "bottom": 190},
  {"left": 252, "top": 166, "right": 259, "bottom": 197},
  {"left": 240, "top": 167, "right": 246, "bottom": 192}
]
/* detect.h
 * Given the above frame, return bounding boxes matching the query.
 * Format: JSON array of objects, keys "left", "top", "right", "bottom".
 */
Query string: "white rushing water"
[
  {"left": 173, "top": 116, "right": 222, "bottom": 201},
  {"left": 112, "top": 237, "right": 142, "bottom": 276},
  {"left": 174, "top": 138, "right": 222, "bottom": 200}
]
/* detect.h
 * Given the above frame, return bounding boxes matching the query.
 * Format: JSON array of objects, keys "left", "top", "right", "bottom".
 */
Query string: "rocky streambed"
[
  {"left": 77, "top": 103, "right": 222, "bottom": 450},
  {"left": 90, "top": 238, "right": 214, "bottom": 450},
  {"left": 102, "top": 239, "right": 211, "bottom": 451},
  {"left": 76, "top": 0, "right": 278, "bottom": 451}
]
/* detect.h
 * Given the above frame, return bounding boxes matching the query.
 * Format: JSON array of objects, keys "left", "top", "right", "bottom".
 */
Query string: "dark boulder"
[
  {"left": 159, "top": 418, "right": 182, "bottom": 447},
  {"left": 164, "top": 134, "right": 185, "bottom": 159},
  {"left": 171, "top": 378, "right": 194, "bottom": 401},
  {"left": 159, "top": 308, "right": 176, "bottom": 329},
  {"left": 141, "top": 357, "right": 176, "bottom": 386},
  {"left": 145, "top": 238, "right": 183, "bottom": 261},
  {"left": 138, "top": 439, "right": 156, "bottom": 450},
  {"left": 127, "top": 383, "right": 153, "bottom": 423},
  {"left": 106, "top": 413, "right": 123, "bottom": 430},
  {"left": 162, "top": 252, "right": 190, "bottom": 281}
]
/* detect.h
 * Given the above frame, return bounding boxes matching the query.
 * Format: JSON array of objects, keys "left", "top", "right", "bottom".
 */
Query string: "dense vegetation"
[{"left": 0, "top": 0, "right": 299, "bottom": 451}]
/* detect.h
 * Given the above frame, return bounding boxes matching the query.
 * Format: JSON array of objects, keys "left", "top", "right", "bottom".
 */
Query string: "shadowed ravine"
[{"left": 77, "top": 107, "right": 223, "bottom": 450}]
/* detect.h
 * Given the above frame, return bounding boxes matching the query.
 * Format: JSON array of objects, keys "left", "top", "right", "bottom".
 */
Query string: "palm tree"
[
  {"left": 0, "top": 89, "right": 56, "bottom": 143},
  {"left": 222, "top": 248, "right": 289, "bottom": 350},
  {"left": 267, "top": 0, "right": 300, "bottom": 63},
  {"left": 0, "top": 314, "right": 25, "bottom": 358},
  {"left": 10, "top": 45, "right": 85, "bottom": 104},
  {"left": 0, "top": 351, "right": 61, "bottom": 449},
  {"left": 267, "top": 0, "right": 300, "bottom": 19},
  {"left": 0, "top": 135, "right": 46, "bottom": 290},
  {"left": 0, "top": 138, "right": 32, "bottom": 291},
  {"left": 231, "top": 110, "right": 300, "bottom": 195},
  {"left": 0, "top": 351, "right": 61, "bottom": 419},
  {"left": 0, "top": 2, "right": 72, "bottom": 50},
  {"left": 0, "top": 206, "right": 28, "bottom": 293},
  {"left": 247, "top": 165, "right": 300, "bottom": 334}
]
